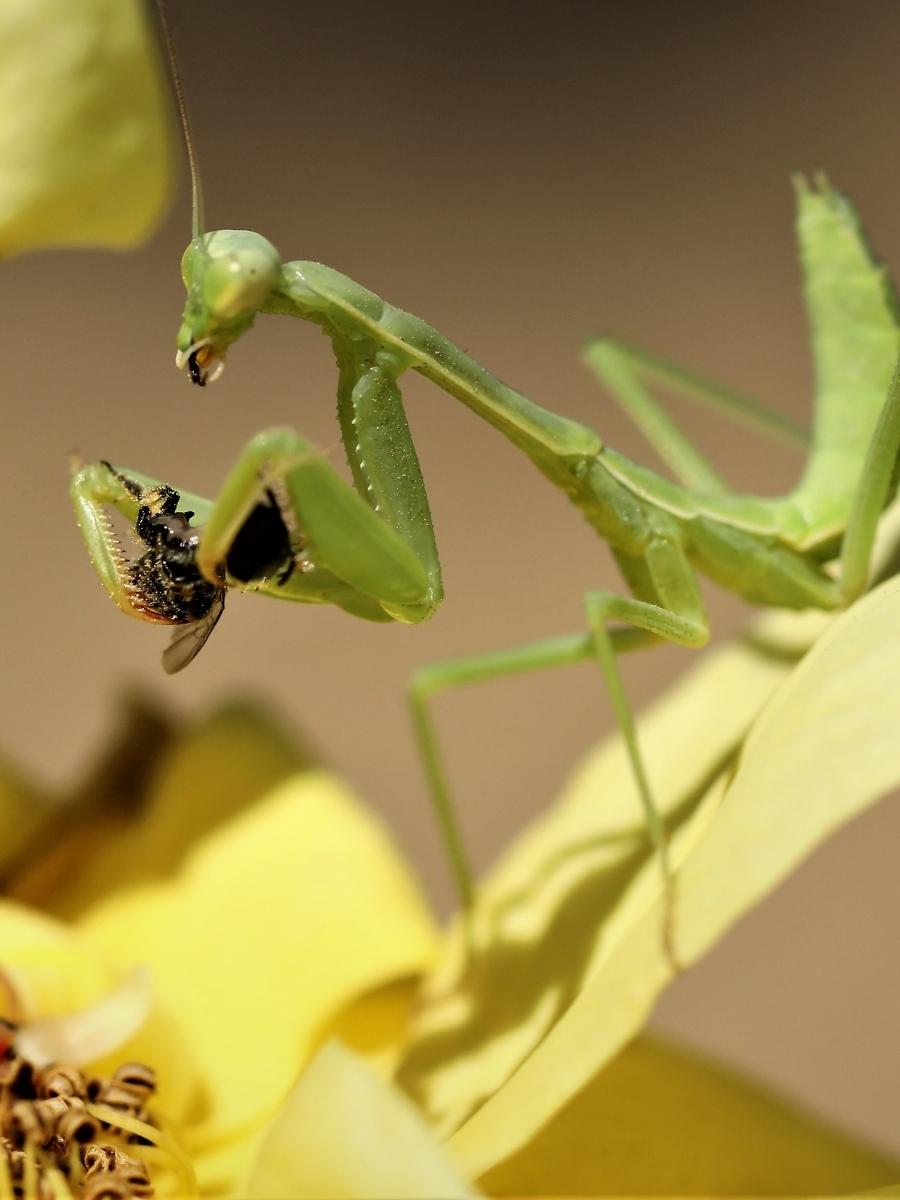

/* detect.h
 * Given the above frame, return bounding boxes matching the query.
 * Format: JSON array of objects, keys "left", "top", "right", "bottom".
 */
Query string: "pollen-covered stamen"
[{"left": 0, "top": 1028, "right": 183, "bottom": 1200}]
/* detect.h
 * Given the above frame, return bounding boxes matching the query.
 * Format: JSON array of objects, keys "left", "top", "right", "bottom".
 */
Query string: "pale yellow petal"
[
  {"left": 322, "top": 978, "right": 426, "bottom": 1077},
  {"left": 245, "top": 1041, "right": 475, "bottom": 1200},
  {"left": 0, "top": 899, "right": 110, "bottom": 1019},
  {"left": 439, "top": 578, "right": 900, "bottom": 1179},
  {"left": 0, "top": 0, "right": 172, "bottom": 255},
  {"left": 398, "top": 621, "right": 804, "bottom": 1131},
  {"left": 17, "top": 964, "right": 150, "bottom": 1066},
  {"left": 79, "top": 770, "right": 437, "bottom": 1184},
  {"left": 481, "top": 1036, "right": 898, "bottom": 1196}
]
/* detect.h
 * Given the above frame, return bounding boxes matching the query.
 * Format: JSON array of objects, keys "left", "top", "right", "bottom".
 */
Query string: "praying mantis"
[
  {"left": 71, "top": 165, "right": 900, "bottom": 960},
  {"left": 67, "top": 0, "right": 900, "bottom": 963}
]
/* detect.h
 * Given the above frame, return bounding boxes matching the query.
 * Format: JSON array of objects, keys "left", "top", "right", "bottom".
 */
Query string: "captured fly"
[
  {"left": 71, "top": 461, "right": 298, "bottom": 673},
  {"left": 109, "top": 467, "right": 226, "bottom": 673}
]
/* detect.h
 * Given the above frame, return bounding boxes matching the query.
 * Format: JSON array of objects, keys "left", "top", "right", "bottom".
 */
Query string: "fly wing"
[{"left": 161, "top": 593, "right": 225, "bottom": 674}]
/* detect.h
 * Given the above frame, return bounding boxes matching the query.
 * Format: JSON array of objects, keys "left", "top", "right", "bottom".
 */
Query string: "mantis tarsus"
[{"left": 71, "top": 175, "right": 900, "bottom": 960}]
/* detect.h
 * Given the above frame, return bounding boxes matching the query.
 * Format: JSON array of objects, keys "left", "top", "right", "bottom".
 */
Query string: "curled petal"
[
  {"left": 437, "top": 580, "right": 900, "bottom": 1183},
  {"left": 245, "top": 1042, "right": 475, "bottom": 1200},
  {"left": 17, "top": 965, "right": 151, "bottom": 1066}
]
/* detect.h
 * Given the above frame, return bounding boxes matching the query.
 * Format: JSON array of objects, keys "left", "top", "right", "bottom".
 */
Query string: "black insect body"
[
  {"left": 106, "top": 468, "right": 300, "bottom": 672},
  {"left": 130, "top": 485, "right": 223, "bottom": 624},
  {"left": 96, "top": 464, "right": 301, "bottom": 672},
  {"left": 101, "top": 469, "right": 226, "bottom": 673},
  {"left": 224, "top": 489, "right": 295, "bottom": 585}
]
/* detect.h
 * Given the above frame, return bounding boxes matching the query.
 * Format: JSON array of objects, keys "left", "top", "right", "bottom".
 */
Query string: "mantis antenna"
[{"left": 154, "top": 0, "right": 205, "bottom": 239}]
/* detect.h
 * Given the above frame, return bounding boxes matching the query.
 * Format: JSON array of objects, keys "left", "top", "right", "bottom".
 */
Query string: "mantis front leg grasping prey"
[{"left": 72, "top": 178, "right": 900, "bottom": 963}]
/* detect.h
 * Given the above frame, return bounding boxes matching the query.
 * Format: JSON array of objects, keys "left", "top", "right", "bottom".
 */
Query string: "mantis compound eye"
[{"left": 202, "top": 244, "right": 280, "bottom": 322}]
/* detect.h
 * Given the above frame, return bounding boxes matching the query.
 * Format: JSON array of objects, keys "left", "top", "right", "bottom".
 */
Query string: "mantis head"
[{"left": 176, "top": 230, "right": 282, "bottom": 386}]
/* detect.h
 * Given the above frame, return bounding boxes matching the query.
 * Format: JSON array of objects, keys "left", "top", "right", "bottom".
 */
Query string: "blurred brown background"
[{"left": 4, "top": 0, "right": 900, "bottom": 1157}]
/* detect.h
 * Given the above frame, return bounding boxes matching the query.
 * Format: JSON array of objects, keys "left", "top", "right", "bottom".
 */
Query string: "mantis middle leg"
[{"left": 410, "top": 530, "right": 708, "bottom": 966}]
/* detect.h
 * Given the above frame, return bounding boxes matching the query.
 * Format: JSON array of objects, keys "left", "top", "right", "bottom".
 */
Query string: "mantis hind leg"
[
  {"left": 583, "top": 569, "right": 708, "bottom": 967},
  {"left": 583, "top": 337, "right": 809, "bottom": 491},
  {"left": 409, "top": 534, "right": 708, "bottom": 967},
  {"left": 840, "top": 353, "right": 900, "bottom": 600}
]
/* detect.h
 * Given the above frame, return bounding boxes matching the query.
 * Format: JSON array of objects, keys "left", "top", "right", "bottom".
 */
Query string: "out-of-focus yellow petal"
[
  {"left": 0, "top": 755, "right": 48, "bottom": 879},
  {"left": 481, "top": 1036, "right": 898, "bottom": 1195},
  {"left": 424, "top": 578, "right": 900, "bottom": 1181},
  {"left": 245, "top": 1041, "right": 475, "bottom": 1200},
  {"left": 0, "top": 0, "right": 172, "bottom": 255},
  {"left": 18, "top": 703, "right": 309, "bottom": 919},
  {"left": 0, "top": 902, "right": 199, "bottom": 1118},
  {"left": 0, "top": 899, "right": 110, "bottom": 1019},
  {"left": 17, "top": 963, "right": 150, "bottom": 1066},
  {"left": 323, "top": 978, "right": 425, "bottom": 1076},
  {"left": 78, "top": 770, "right": 438, "bottom": 1188}
]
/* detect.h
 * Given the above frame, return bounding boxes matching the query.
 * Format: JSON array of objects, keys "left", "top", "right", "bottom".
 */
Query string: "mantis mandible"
[{"left": 71, "top": 163, "right": 900, "bottom": 961}]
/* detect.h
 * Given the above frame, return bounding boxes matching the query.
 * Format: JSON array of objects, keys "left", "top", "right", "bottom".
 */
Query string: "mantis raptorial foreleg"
[
  {"left": 194, "top": 425, "right": 437, "bottom": 620},
  {"left": 71, "top": 416, "right": 445, "bottom": 667},
  {"left": 71, "top": 462, "right": 151, "bottom": 619},
  {"left": 840, "top": 355, "right": 900, "bottom": 600}
]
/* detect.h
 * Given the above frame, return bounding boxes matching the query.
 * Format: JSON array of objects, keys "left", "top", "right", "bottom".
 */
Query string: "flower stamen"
[
  {"left": 0, "top": 1024, "right": 190, "bottom": 1199},
  {"left": 85, "top": 1110, "right": 194, "bottom": 1200}
]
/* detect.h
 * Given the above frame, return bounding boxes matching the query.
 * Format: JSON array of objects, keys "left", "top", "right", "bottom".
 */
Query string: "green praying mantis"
[{"left": 70, "top": 158, "right": 900, "bottom": 961}]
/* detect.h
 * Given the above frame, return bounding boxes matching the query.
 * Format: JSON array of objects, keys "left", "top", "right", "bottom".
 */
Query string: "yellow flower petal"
[
  {"left": 0, "top": 899, "right": 110, "bottom": 1019},
  {"left": 323, "top": 978, "right": 425, "bottom": 1076},
  {"left": 0, "top": 0, "right": 172, "bottom": 255},
  {"left": 17, "top": 964, "right": 150, "bottom": 1066},
  {"left": 32, "top": 702, "right": 309, "bottom": 920},
  {"left": 0, "top": 902, "right": 200, "bottom": 1119},
  {"left": 433, "top": 578, "right": 900, "bottom": 1180},
  {"left": 79, "top": 770, "right": 437, "bottom": 1184},
  {"left": 398, "top": 622, "right": 802, "bottom": 1132},
  {"left": 245, "top": 1041, "right": 475, "bottom": 1200},
  {"left": 481, "top": 1036, "right": 898, "bottom": 1195}
]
